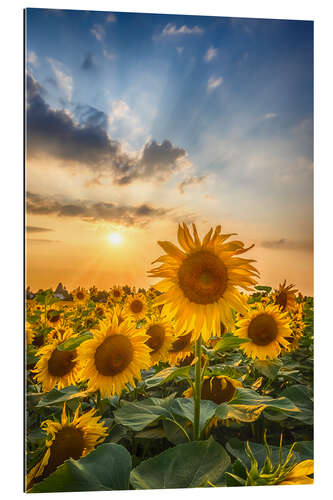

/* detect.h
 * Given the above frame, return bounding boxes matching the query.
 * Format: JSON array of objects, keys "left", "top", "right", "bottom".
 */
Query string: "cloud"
[
  {"left": 103, "top": 48, "right": 115, "bottom": 61},
  {"left": 90, "top": 24, "right": 105, "bottom": 41},
  {"left": 27, "top": 50, "right": 39, "bottom": 66},
  {"left": 47, "top": 58, "right": 73, "bottom": 101},
  {"left": 106, "top": 13, "right": 116, "bottom": 23},
  {"left": 176, "top": 47, "right": 184, "bottom": 54},
  {"left": 204, "top": 47, "right": 218, "bottom": 62},
  {"left": 26, "top": 191, "right": 170, "bottom": 228},
  {"left": 263, "top": 113, "right": 277, "bottom": 120},
  {"left": 27, "top": 238, "right": 61, "bottom": 244},
  {"left": 178, "top": 175, "right": 208, "bottom": 194},
  {"left": 159, "top": 23, "right": 203, "bottom": 37},
  {"left": 207, "top": 76, "right": 224, "bottom": 93},
  {"left": 260, "top": 238, "right": 313, "bottom": 251},
  {"left": 26, "top": 226, "right": 53, "bottom": 233},
  {"left": 81, "top": 53, "right": 95, "bottom": 70},
  {"left": 26, "top": 74, "right": 190, "bottom": 185}
]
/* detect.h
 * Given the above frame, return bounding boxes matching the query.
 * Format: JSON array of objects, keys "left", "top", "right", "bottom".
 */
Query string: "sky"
[{"left": 25, "top": 8, "right": 313, "bottom": 294}]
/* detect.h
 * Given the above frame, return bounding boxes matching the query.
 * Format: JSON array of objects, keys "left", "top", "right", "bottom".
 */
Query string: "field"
[{"left": 25, "top": 225, "right": 314, "bottom": 491}]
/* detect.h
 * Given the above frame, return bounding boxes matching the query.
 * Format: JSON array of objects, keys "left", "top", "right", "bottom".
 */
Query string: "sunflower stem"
[{"left": 193, "top": 334, "right": 202, "bottom": 441}]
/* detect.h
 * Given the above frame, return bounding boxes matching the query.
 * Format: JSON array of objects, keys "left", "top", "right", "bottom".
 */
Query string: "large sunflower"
[
  {"left": 143, "top": 316, "right": 174, "bottom": 364},
  {"left": 78, "top": 314, "right": 151, "bottom": 397},
  {"left": 26, "top": 403, "right": 107, "bottom": 489},
  {"left": 168, "top": 331, "right": 194, "bottom": 365},
  {"left": 235, "top": 303, "right": 291, "bottom": 360},
  {"left": 150, "top": 223, "right": 258, "bottom": 341},
  {"left": 279, "top": 460, "right": 314, "bottom": 485},
  {"left": 273, "top": 280, "right": 298, "bottom": 312},
  {"left": 32, "top": 327, "right": 81, "bottom": 391},
  {"left": 123, "top": 293, "right": 147, "bottom": 321},
  {"left": 72, "top": 286, "right": 89, "bottom": 304}
]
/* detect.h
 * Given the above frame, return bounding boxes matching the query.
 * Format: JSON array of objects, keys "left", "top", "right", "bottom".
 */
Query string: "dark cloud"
[
  {"left": 26, "top": 226, "right": 53, "bottom": 233},
  {"left": 27, "top": 191, "right": 169, "bottom": 228},
  {"left": 26, "top": 74, "right": 189, "bottom": 185},
  {"left": 261, "top": 238, "right": 313, "bottom": 251},
  {"left": 75, "top": 104, "right": 108, "bottom": 129},
  {"left": 178, "top": 175, "right": 207, "bottom": 194},
  {"left": 81, "top": 53, "right": 95, "bottom": 71}
]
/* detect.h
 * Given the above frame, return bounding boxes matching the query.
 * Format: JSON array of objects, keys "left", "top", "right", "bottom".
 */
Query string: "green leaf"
[
  {"left": 171, "top": 398, "right": 217, "bottom": 433},
  {"left": 254, "top": 359, "right": 282, "bottom": 378},
  {"left": 130, "top": 437, "right": 230, "bottom": 489},
  {"left": 28, "top": 443, "right": 132, "bottom": 492},
  {"left": 144, "top": 366, "right": 191, "bottom": 388},
  {"left": 215, "top": 388, "right": 299, "bottom": 423},
  {"left": 214, "top": 334, "right": 250, "bottom": 353},
  {"left": 254, "top": 285, "right": 272, "bottom": 293},
  {"left": 280, "top": 385, "right": 313, "bottom": 425},
  {"left": 57, "top": 332, "right": 93, "bottom": 351},
  {"left": 114, "top": 395, "right": 175, "bottom": 431},
  {"left": 36, "top": 386, "right": 89, "bottom": 407}
]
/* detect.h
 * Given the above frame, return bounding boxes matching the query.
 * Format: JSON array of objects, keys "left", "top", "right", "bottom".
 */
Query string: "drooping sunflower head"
[
  {"left": 108, "top": 285, "right": 123, "bottom": 303},
  {"left": 184, "top": 375, "right": 242, "bottom": 405},
  {"left": 78, "top": 314, "right": 151, "bottom": 397},
  {"left": 168, "top": 330, "right": 194, "bottom": 365},
  {"left": 273, "top": 280, "right": 298, "bottom": 312},
  {"left": 123, "top": 293, "right": 147, "bottom": 321},
  {"left": 235, "top": 303, "right": 292, "bottom": 360},
  {"left": 26, "top": 403, "right": 108, "bottom": 489},
  {"left": 32, "top": 327, "right": 81, "bottom": 392},
  {"left": 150, "top": 223, "right": 258, "bottom": 342},
  {"left": 72, "top": 286, "right": 89, "bottom": 304},
  {"left": 143, "top": 317, "right": 174, "bottom": 364}
]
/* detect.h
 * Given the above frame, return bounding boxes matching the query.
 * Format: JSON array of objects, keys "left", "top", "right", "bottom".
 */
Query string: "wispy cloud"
[
  {"left": 27, "top": 50, "right": 39, "bottom": 66},
  {"left": 47, "top": 57, "right": 73, "bottom": 101},
  {"left": 106, "top": 13, "right": 116, "bottom": 23},
  {"left": 260, "top": 238, "right": 313, "bottom": 251},
  {"left": 90, "top": 24, "right": 105, "bottom": 41},
  {"left": 204, "top": 47, "right": 218, "bottom": 62},
  {"left": 176, "top": 47, "right": 184, "bottom": 54},
  {"left": 178, "top": 176, "right": 207, "bottom": 194},
  {"left": 207, "top": 76, "right": 223, "bottom": 93},
  {"left": 158, "top": 23, "right": 203, "bottom": 37},
  {"left": 26, "top": 226, "right": 53, "bottom": 233},
  {"left": 263, "top": 112, "right": 277, "bottom": 120}
]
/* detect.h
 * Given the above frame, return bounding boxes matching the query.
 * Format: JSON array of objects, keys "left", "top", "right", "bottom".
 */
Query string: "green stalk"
[{"left": 193, "top": 334, "right": 202, "bottom": 441}]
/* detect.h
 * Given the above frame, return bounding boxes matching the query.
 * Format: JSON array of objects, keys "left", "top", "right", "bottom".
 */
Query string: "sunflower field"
[{"left": 25, "top": 224, "right": 314, "bottom": 492}]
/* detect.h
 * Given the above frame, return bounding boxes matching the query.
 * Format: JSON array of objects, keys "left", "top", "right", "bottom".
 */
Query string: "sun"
[{"left": 108, "top": 232, "right": 123, "bottom": 245}]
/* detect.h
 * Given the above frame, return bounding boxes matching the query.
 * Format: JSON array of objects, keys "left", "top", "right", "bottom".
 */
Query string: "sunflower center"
[
  {"left": 201, "top": 378, "right": 236, "bottom": 405},
  {"left": 96, "top": 307, "right": 104, "bottom": 317},
  {"left": 32, "top": 334, "right": 44, "bottom": 348},
  {"left": 43, "top": 426, "right": 85, "bottom": 478},
  {"left": 77, "top": 292, "right": 84, "bottom": 300},
  {"left": 170, "top": 332, "right": 192, "bottom": 353},
  {"left": 130, "top": 300, "right": 143, "bottom": 313},
  {"left": 94, "top": 334, "right": 134, "bottom": 376},
  {"left": 178, "top": 250, "right": 228, "bottom": 304},
  {"left": 48, "top": 348, "right": 77, "bottom": 377},
  {"left": 276, "top": 291, "right": 287, "bottom": 311},
  {"left": 47, "top": 309, "right": 60, "bottom": 323},
  {"left": 114, "top": 290, "right": 121, "bottom": 297},
  {"left": 248, "top": 313, "right": 278, "bottom": 346},
  {"left": 146, "top": 324, "right": 165, "bottom": 352}
]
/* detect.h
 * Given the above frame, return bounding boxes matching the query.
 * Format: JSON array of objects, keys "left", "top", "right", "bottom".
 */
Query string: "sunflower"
[
  {"left": 184, "top": 375, "right": 242, "bottom": 405},
  {"left": 94, "top": 303, "right": 106, "bottom": 318},
  {"left": 283, "top": 304, "right": 305, "bottom": 352},
  {"left": 45, "top": 305, "right": 62, "bottom": 326},
  {"left": 143, "top": 316, "right": 174, "bottom": 364},
  {"left": 26, "top": 403, "right": 108, "bottom": 489},
  {"left": 72, "top": 286, "right": 89, "bottom": 304},
  {"left": 168, "top": 331, "right": 194, "bottom": 365},
  {"left": 123, "top": 293, "right": 147, "bottom": 321},
  {"left": 32, "top": 327, "right": 81, "bottom": 392},
  {"left": 273, "top": 280, "right": 298, "bottom": 312},
  {"left": 235, "top": 303, "right": 291, "bottom": 360},
  {"left": 279, "top": 460, "right": 314, "bottom": 485},
  {"left": 150, "top": 223, "right": 258, "bottom": 342},
  {"left": 26, "top": 326, "right": 35, "bottom": 345},
  {"left": 78, "top": 314, "right": 151, "bottom": 397},
  {"left": 108, "top": 285, "right": 123, "bottom": 303}
]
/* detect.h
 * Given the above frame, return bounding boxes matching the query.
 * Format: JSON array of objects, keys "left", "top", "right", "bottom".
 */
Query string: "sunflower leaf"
[
  {"left": 57, "top": 332, "right": 93, "bottom": 351},
  {"left": 170, "top": 397, "right": 217, "bottom": 433},
  {"left": 28, "top": 443, "right": 132, "bottom": 492},
  {"left": 213, "top": 334, "right": 250, "bottom": 353},
  {"left": 144, "top": 366, "right": 192, "bottom": 388},
  {"left": 36, "top": 386, "right": 89, "bottom": 407},
  {"left": 114, "top": 395, "right": 175, "bottom": 431},
  {"left": 130, "top": 437, "right": 230, "bottom": 489}
]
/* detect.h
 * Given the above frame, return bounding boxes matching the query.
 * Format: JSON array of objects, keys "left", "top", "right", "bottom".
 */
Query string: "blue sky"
[{"left": 25, "top": 8, "right": 313, "bottom": 293}]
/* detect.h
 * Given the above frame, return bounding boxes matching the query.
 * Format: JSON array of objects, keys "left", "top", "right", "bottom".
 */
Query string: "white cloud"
[
  {"left": 108, "top": 100, "right": 146, "bottom": 145},
  {"left": 207, "top": 76, "right": 224, "bottom": 93},
  {"left": 103, "top": 48, "right": 115, "bottom": 61},
  {"left": 176, "top": 47, "right": 184, "bottom": 54},
  {"left": 90, "top": 24, "right": 105, "bottom": 41},
  {"left": 204, "top": 47, "right": 218, "bottom": 62},
  {"left": 263, "top": 113, "right": 277, "bottom": 120},
  {"left": 47, "top": 58, "right": 73, "bottom": 101},
  {"left": 106, "top": 13, "right": 116, "bottom": 23},
  {"left": 27, "top": 50, "right": 39, "bottom": 66},
  {"left": 160, "top": 23, "right": 203, "bottom": 36}
]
